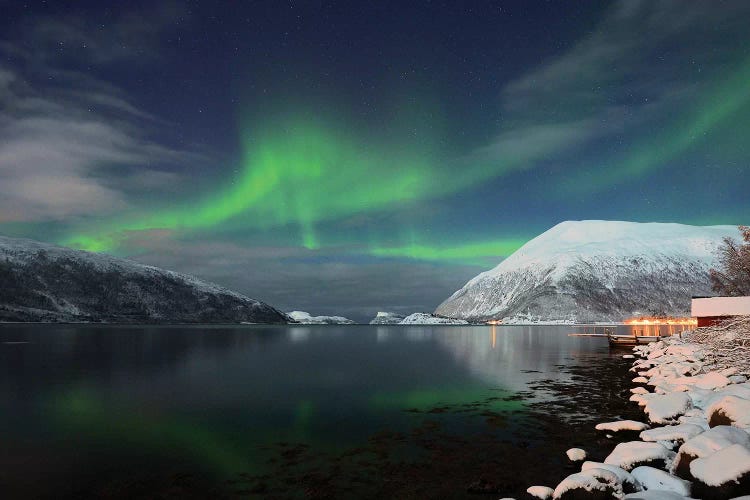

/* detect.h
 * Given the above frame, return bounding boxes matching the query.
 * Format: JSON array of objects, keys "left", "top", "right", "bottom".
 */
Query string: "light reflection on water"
[{"left": 0, "top": 324, "right": 620, "bottom": 497}]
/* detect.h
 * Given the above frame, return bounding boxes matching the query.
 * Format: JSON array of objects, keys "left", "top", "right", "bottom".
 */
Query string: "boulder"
[
  {"left": 630, "top": 466, "right": 691, "bottom": 497},
  {"left": 673, "top": 425, "right": 750, "bottom": 479},
  {"left": 690, "top": 444, "right": 750, "bottom": 499},
  {"left": 706, "top": 395, "right": 750, "bottom": 429},
  {"left": 552, "top": 469, "right": 622, "bottom": 500},
  {"left": 604, "top": 441, "right": 675, "bottom": 472}
]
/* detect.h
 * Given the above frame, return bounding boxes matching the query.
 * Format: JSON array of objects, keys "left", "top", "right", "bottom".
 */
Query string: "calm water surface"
[{"left": 0, "top": 324, "right": 636, "bottom": 498}]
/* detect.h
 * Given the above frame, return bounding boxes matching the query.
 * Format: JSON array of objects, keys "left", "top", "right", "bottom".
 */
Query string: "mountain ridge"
[
  {"left": 435, "top": 220, "right": 741, "bottom": 322},
  {"left": 0, "top": 235, "right": 289, "bottom": 324}
]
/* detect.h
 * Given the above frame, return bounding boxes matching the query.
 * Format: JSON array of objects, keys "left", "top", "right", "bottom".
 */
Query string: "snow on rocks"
[
  {"left": 596, "top": 420, "right": 651, "bottom": 433},
  {"left": 581, "top": 462, "right": 642, "bottom": 494},
  {"left": 631, "top": 392, "right": 659, "bottom": 406},
  {"left": 639, "top": 424, "right": 705, "bottom": 444},
  {"left": 630, "top": 466, "right": 692, "bottom": 497},
  {"left": 566, "top": 448, "right": 587, "bottom": 462},
  {"left": 526, "top": 485, "right": 554, "bottom": 499},
  {"left": 690, "top": 444, "right": 750, "bottom": 498},
  {"left": 643, "top": 393, "right": 692, "bottom": 424},
  {"left": 604, "top": 441, "right": 676, "bottom": 471},
  {"left": 668, "top": 372, "right": 731, "bottom": 391},
  {"left": 623, "top": 492, "right": 694, "bottom": 500},
  {"left": 552, "top": 469, "right": 623, "bottom": 500},
  {"left": 673, "top": 425, "right": 750, "bottom": 479},
  {"left": 520, "top": 330, "right": 750, "bottom": 500},
  {"left": 706, "top": 394, "right": 750, "bottom": 429}
]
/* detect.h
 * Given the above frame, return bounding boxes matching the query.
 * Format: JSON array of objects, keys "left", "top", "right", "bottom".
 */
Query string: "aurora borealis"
[{"left": 1, "top": 1, "right": 749, "bottom": 319}]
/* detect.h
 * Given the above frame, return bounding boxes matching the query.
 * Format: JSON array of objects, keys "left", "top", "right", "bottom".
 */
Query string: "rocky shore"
[{"left": 519, "top": 317, "right": 750, "bottom": 500}]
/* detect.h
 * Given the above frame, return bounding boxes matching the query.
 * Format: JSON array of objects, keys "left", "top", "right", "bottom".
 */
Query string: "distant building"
[{"left": 691, "top": 296, "right": 750, "bottom": 327}]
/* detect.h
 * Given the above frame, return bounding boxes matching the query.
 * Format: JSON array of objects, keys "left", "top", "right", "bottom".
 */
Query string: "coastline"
[{"left": 519, "top": 318, "right": 750, "bottom": 499}]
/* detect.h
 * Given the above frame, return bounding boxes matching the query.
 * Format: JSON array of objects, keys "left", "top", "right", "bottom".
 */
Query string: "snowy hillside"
[
  {"left": 0, "top": 235, "right": 289, "bottom": 323},
  {"left": 399, "top": 313, "right": 469, "bottom": 325},
  {"left": 369, "top": 311, "right": 405, "bottom": 324},
  {"left": 435, "top": 221, "right": 741, "bottom": 322},
  {"left": 287, "top": 311, "right": 356, "bottom": 324}
]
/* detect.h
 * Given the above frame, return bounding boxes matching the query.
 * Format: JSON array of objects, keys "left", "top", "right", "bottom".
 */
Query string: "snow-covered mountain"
[
  {"left": 287, "top": 311, "right": 356, "bottom": 324},
  {"left": 369, "top": 311, "right": 405, "bottom": 324},
  {"left": 0, "top": 235, "right": 289, "bottom": 323},
  {"left": 399, "top": 313, "right": 469, "bottom": 325},
  {"left": 435, "top": 221, "right": 742, "bottom": 323}
]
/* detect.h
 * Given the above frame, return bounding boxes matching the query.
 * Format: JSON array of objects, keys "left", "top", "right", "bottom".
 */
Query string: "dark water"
[{"left": 0, "top": 324, "right": 641, "bottom": 498}]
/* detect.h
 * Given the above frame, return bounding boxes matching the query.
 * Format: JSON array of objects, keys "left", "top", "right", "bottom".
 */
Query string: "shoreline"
[{"left": 519, "top": 318, "right": 750, "bottom": 499}]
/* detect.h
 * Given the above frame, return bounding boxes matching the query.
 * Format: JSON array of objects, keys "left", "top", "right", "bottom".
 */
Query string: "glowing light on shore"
[{"left": 624, "top": 317, "right": 697, "bottom": 326}]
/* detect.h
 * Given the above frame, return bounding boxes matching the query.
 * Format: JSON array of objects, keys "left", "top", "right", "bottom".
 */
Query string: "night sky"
[{"left": 1, "top": 1, "right": 748, "bottom": 320}]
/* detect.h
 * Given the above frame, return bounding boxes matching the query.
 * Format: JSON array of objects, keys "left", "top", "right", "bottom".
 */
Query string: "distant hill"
[
  {"left": 369, "top": 312, "right": 405, "bottom": 324},
  {"left": 287, "top": 311, "right": 356, "bottom": 324},
  {"left": 435, "top": 220, "right": 742, "bottom": 323},
  {"left": 0, "top": 235, "right": 289, "bottom": 324}
]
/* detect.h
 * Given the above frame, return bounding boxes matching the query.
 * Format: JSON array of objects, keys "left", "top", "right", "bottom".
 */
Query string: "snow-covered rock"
[
  {"left": 630, "top": 467, "right": 691, "bottom": 496},
  {"left": 0, "top": 235, "right": 289, "bottom": 324},
  {"left": 673, "top": 425, "right": 750, "bottom": 479},
  {"left": 605, "top": 441, "right": 676, "bottom": 471},
  {"left": 706, "top": 395, "right": 750, "bottom": 429},
  {"left": 639, "top": 424, "right": 705, "bottom": 444},
  {"left": 668, "top": 372, "right": 731, "bottom": 391},
  {"left": 690, "top": 444, "right": 750, "bottom": 498},
  {"left": 643, "top": 393, "right": 692, "bottom": 424},
  {"left": 623, "top": 492, "right": 692, "bottom": 500},
  {"left": 553, "top": 469, "right": 623, "bottom": 499},
  {"left": 435, "top": 221, "right": 740, "bottom": 322},
  {"left": 597, "top": 420, "right": 651, "bottom": 433},
  {"left": 567, "top": 448, "right": 587, "bottom": 461},
  {"left": 368, "top": 311, "right": 405, "bottom": 324},
  {"left": 398, "top": 313, "right": 468, "bottom": 325},
  {"left": 527, "top": 485, "right": 554, "bottom": 499},
  {"left": 581, "top": 462, "right": 642, "bottom": 493},
  {"left": 287, "top": 311, "right": 356, "bottom": 324}
]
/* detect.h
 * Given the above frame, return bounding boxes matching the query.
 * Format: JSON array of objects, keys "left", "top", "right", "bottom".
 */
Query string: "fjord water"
[{"left": 0, "top": 324, "right": 633, "bottom": 497}]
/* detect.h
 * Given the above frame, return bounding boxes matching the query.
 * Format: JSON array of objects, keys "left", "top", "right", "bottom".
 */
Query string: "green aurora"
[
  {"left": 59, "top": 115, "right": 554, "bottom": 259},
  {"left": 57, "top": 55, "right": 750, "bottom": 265}
]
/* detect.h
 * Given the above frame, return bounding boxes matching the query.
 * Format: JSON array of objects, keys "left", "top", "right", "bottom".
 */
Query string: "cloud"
[{"left": 0, "top": 5, "right": 203, "bottom": 224}]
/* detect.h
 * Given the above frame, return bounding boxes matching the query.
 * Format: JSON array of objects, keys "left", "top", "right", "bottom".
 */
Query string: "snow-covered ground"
[
  {"left": 287, "top": 311, "right": 356, "bottom": 324},
  {"left": 519, "top": 319, "right": 750, "bottom": 499}
]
